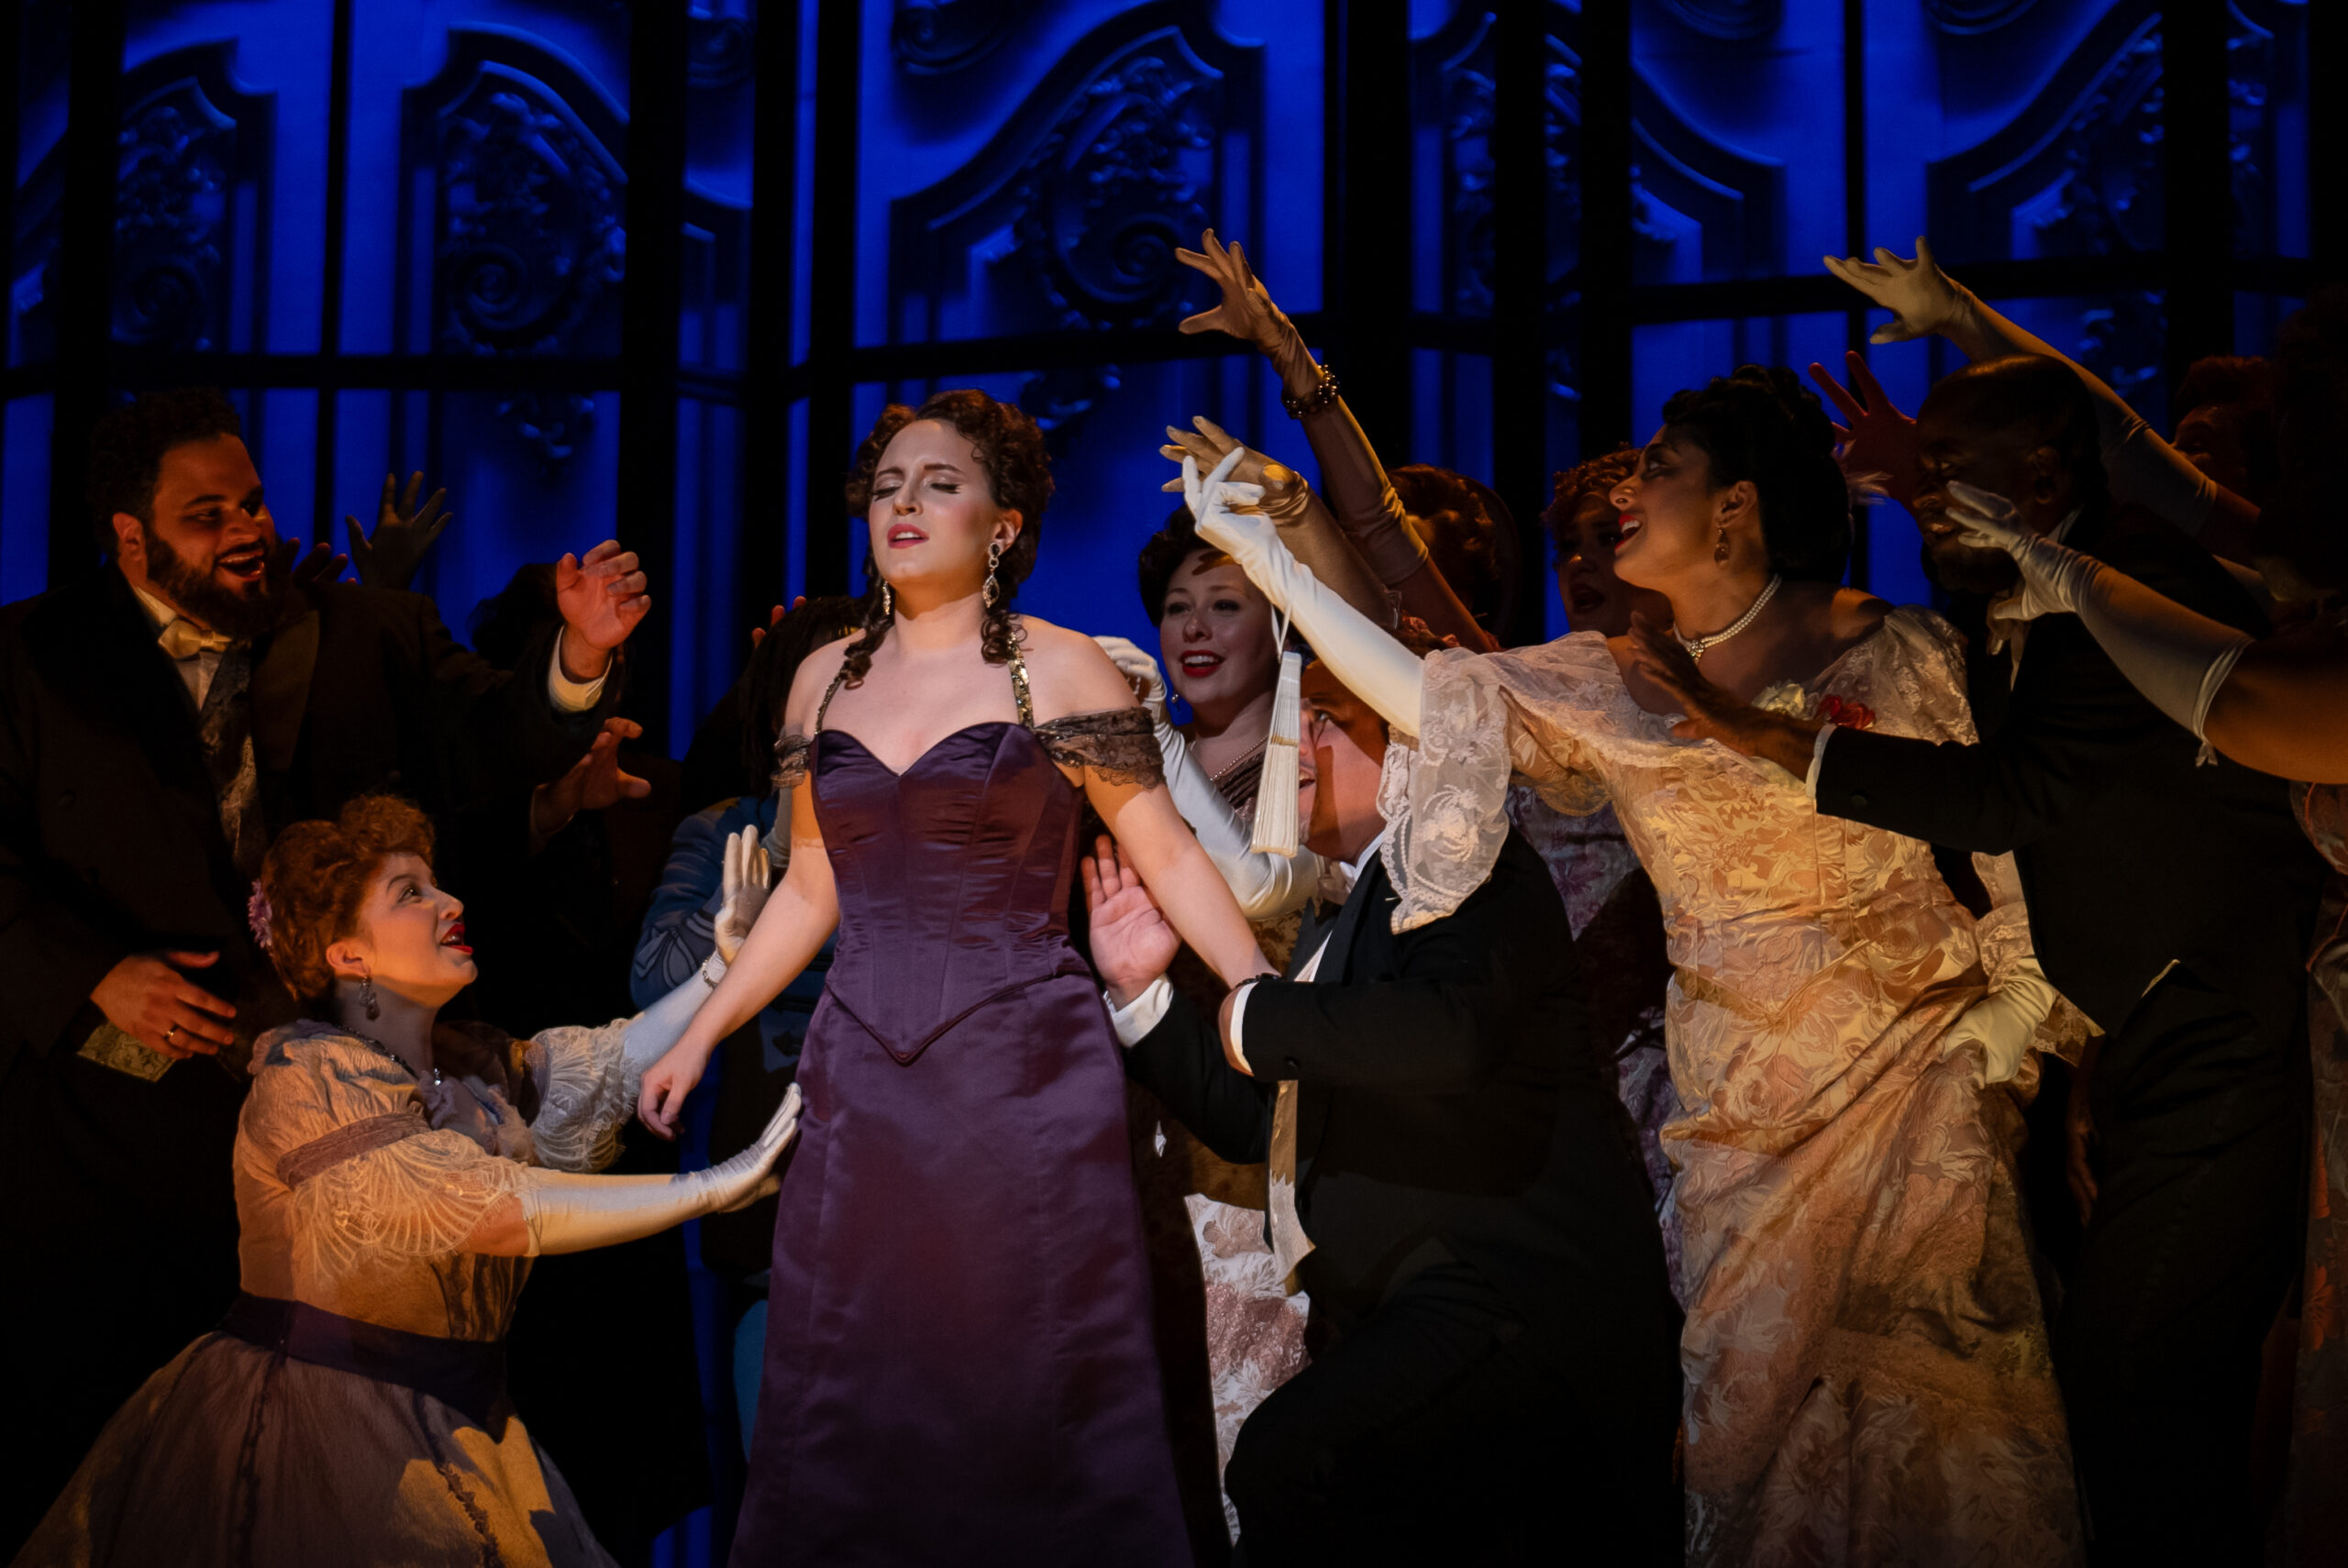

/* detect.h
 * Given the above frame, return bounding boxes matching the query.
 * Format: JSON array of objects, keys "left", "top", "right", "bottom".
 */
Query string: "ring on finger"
[{"left": 164, "top": 1024, "right": 181, "bottom": 1046}]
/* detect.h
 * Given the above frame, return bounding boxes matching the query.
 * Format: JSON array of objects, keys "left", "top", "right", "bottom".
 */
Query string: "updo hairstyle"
[
  {"left": 1542, "top": 447, "right": 1641, "bottom": 560},
  {"left": 258, "top": 795, "right": 436, "bottom": 1011},
  {"left": 839, "top": 389, "right": 1054, "bottom": 682},
  {"left": 1659, "top": 364, "right": 1852, "bottom": 584}
]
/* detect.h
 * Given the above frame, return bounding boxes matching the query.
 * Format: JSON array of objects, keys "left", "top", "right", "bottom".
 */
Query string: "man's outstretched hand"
[
  {"left": 555, "top": 540, "right": 650, "bottom": 681},
  {"left": 1081, "top": 834, "right": 1179, "bottom": 1009},
  {"left": 530, "top": 717, "right": 652, "bottom": 846},
  {"left": 349, "top": 472, "right": 454, "bottom": 592}
]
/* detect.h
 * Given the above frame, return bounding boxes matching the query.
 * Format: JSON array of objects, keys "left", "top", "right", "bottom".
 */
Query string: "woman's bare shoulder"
[
  {"left": 782, "top": 634, "right": 858, "bottom": 727},
  {"left": 1825, "top": 584, "right": 1893, "bottom": 642},
  {"left": 1013, "top": 616, "right": 1138, "bottom": 721}
]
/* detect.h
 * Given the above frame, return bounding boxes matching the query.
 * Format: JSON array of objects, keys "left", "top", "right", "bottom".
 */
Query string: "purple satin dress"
[{"left": 729, "top": 721, "right": 1187, "bottom": 1566}]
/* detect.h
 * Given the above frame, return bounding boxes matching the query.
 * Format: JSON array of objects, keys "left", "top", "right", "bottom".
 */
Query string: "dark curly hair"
[
  {"left": 258, "top": 796, "right": 437, "bottom": 1013},
  {"left": 739, "top": 594, "right": 864, "bottom": 791},
  {"left": 1390, "top": 465, "right": 1518, "bottom": 635},
  {"left": 1543, "top": 447, "right": 1640, "bottom": 561},
  {"left": 837, "top": 389, "right": 1054, "bottom": 685},
  {"left": 86, "top": 388, "right": 244, "bottom": 558},
  {"left": 1136, "top": 503, "right": 1210, "bottom": 619},
  {"left": 1659, "top": 365, "right": 1852, "bottom": 584}
]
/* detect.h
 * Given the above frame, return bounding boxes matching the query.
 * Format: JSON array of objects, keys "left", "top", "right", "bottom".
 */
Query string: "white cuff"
[
  {"left": 1803, "top": 723, "right": 1838, "bottom": 798},
  {"left": 548, "top": 640, "right": 609, "bottom": 712},
  {"left": 1105, "top": 976, "right": 1173, "bottom": 1047},
  {"left": 1226, "top": 981, "right": 1255, "bottom": 1075}
]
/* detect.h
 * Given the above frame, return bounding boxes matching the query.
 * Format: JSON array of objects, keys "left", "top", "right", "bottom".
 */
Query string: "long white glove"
[
  {"left": 714, "top": 824, "right": 772, "bottom": 966},
  {"left": 616, "top": 831, "right": 767, "bottom": 1081},
  {"left": 1939, "top": 958, "right": 2057, "bottom": 1087},
  {"left": 1158, "top": 418, "right": 1395, "bottom": 625},
  {"left": 1947, "top": 480, "right": 2252, "bottom": 739},
  {"left": 521, "top": 1084, "right": 801, "bottom": 1254},
  {"left": 1093, "top": 635, "right": 1324, "bottom": 919},
  {"left": 1184, "top": 450, "right": 1428, "bottom": 739}
]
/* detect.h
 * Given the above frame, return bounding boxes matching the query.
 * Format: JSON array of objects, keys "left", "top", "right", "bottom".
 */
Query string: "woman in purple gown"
[{"left": 639, "top": 391, "right": 1276, "bottom": 1564}]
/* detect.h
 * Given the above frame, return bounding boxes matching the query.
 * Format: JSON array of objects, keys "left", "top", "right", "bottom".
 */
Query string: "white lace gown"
[
  {"left": 16, "top": 1016, "right": 645, "bottom": 1568},
  {"left": 1386, "top": 609, "right": 2084, "bottom": 1567}
]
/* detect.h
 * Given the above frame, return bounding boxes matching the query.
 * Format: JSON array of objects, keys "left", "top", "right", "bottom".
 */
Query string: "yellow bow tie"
[{"left": 157, "top": 619, "right": 238, "bottom": 660}]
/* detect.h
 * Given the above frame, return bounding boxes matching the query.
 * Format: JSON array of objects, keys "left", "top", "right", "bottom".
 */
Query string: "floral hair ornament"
[{"left": 247, "top": 881, "right": 275, "bottom": 952}]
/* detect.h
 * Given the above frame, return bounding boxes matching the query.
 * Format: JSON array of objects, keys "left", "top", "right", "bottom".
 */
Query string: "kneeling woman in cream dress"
[{"left": 17, "top": 796, "right": 796, "bottom": 1568}]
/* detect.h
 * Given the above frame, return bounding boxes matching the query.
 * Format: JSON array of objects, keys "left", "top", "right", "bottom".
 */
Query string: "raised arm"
[
  {"left": 1093, "top": 635, "right": 1328, "bottom": 920},
  {"left": 1175, "top": 232, "right": 1494, "bottom": 649},
  {"left": 1941, "top": 480, "right": 2348, "bottom": 783},
  {"left": 1827, "top": 237, "right": 2257, "bottom": 548}
]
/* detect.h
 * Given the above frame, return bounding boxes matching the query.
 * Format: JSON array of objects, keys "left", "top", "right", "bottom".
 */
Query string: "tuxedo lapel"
[
  {"left": 60, "top": 573, "right": 210, "bottom": 797},
  {"left": 250, "top": 587, "right": 319, "bottom": 775},
  {"left": 1293, "top": 853, "right": 1394, "bottom": 1176}
]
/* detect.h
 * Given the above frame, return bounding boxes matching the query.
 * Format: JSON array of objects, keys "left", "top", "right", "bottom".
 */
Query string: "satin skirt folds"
[
  {"left": 13, "top": 1311, "right": 612, "bottom": 1568},
  {"left": 732, "top": 971, "right": 1189, "bottom": 1567}
]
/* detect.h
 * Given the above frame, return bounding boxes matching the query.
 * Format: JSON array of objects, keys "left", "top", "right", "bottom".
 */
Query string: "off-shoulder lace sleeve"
[
  {"left": 771, "top": 730, "right": 812, "bottom": 790},
  {"left": 518, "top": 1018, "right": 637, "bottom": 1173},
  {"left": 1033, "top": 707, "right": 1165, "bottom": 788},
  {"left": 1381, "top": 637, "right": 1617, "bottom": 933}
]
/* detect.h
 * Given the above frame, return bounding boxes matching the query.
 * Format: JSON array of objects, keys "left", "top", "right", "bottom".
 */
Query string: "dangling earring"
[
  {"left": 1714, "top": 525, "right": 1731, "bottom": 566},
  {"left": 880, "top": 580, "right": 893, "bottom": 618},
  {"left": 983, "top": 540, "right": 1003, "bottom": 608},
  {"left": 360, "top": 974, "right": 380, "bottom": 1021}
]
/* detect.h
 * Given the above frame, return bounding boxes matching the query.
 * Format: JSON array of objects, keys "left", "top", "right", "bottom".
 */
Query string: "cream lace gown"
[
  {"left": 17, "top": 1016, "right": 647, "bottom": 1568},
  {"left": 1386, "top": 609, "right": 2083, "bottom": 1566}
]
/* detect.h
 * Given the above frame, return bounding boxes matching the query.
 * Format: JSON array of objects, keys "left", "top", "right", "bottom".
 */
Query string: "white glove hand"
[
  {"left": 1092, "top": 635, "right": 1169, "bottom": 730},
  {"left": 1187, "top": 451, "right": 1428, "bottom": 738},
  {"left": 1945, "top": 480, "right": 2105, "bottom": 622},
  {"left": 714, "top": 824, "right": 771, "bottom": 966},
  {"left": 1940, "top": 960, "right": 2058, "bottom": 1088},
  {"left": 522, "top": 1084, "right": 802, "bottom": 1254},
  {"left": 1822, "top": 237, "right": 1971, "bottom": 345}
]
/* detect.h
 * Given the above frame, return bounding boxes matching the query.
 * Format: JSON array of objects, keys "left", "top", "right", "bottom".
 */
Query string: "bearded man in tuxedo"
[{"left": 0, "top": 388, "right": 645, "bottom": 1550}]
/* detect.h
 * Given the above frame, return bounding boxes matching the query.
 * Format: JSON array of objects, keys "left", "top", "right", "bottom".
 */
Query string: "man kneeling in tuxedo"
[{"left": 1084, "top": 657, "right": 1683, "bottom": 1566}]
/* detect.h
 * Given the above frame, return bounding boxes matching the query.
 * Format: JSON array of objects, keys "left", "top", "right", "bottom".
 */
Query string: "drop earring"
[
  {"left": 983, "top": 540, "right": 1003, "bottom": 608},
  {"left": 1714, "top": 525, "right": 1731, "bottom": 565},
  {"left": 880, "top": 580, "right": 893, "bottom": 618},
  {"left": 360, "top": 974, "right": 380, "bottom": 1021}
]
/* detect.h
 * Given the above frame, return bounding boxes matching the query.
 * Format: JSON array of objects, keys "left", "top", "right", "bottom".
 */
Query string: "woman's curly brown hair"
[
  {"left": 258, "top": 796, "right": 436, "bottom": 1012},
  {"left": 838, "top": 389, "right": 1054, "bottom": 684},
  {"left": 1542, "top": 447, "right": 1640, "bottom": 560}
]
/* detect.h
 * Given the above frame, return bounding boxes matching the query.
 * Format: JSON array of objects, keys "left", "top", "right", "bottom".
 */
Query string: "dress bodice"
[
  {"left": 235, "top": 1017, "right": 639, "bottom": 1342},
  {"left": 808, "top": 723, "right": 1094, "bottom": 1065}
]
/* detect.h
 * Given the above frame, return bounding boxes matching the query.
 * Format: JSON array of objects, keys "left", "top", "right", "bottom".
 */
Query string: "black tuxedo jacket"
[
  {"left": 1124, "top": 828, "right": 1678, "bottom": 1400},
  {"left": 0, "top": 568, "right": 617, "bottom": 1275},
  {"left": 1817, "top": 502, "right": 2321, "bottom": 1037}
]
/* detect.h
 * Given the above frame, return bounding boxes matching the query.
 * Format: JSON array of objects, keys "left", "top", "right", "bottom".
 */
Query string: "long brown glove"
[
  {"left": 1159, "top": 417, "right": 1392, "bottom": 626},
  {"left": 1176, "top": 231, "right": 1491, "bottom": 648}
]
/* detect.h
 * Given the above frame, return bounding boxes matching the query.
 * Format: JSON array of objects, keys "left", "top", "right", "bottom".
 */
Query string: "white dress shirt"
[{"left": 132, "top": 580, "right": 607, "bottom": 712}]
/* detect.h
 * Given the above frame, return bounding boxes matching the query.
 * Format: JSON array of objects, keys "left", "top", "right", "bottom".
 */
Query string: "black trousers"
[
  {"left": 1227, "top": 1261, "right": 1679, "bottom": 1568},
  {"left": 2054, "top": 966, "right": 2306, "bottom": 1565}
]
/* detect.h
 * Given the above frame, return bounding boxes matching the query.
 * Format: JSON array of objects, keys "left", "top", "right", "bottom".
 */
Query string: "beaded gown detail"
[{"left": 731, "top": 707, "right": 1187, "bottom": 1566}]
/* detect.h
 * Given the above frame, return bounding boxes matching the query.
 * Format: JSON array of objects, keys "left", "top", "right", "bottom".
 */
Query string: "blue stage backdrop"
[{"left": 0, "top": 0, "right": 2319, "bottom": 760}]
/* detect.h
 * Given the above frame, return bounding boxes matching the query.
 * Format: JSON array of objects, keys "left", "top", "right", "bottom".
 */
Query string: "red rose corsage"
[{"left": 1816, "top": 694, "right": 1875, "bottom": 731}]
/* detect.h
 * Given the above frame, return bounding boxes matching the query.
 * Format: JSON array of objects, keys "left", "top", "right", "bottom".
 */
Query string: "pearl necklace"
[{"left": 1678, "top": 574, "right": 1783, "bottom": 663}]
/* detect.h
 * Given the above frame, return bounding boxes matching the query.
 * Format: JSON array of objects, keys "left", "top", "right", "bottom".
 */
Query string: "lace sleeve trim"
[
  {"left": 771, "top": 732, "right": 812, "bottom": 791},
  {"left": 291, "top": 1129, "right": 531, "bottom": 1277},
  {"left": 1032, "top": 707, "right": 1165, "bottom": 788},
  {"left": 521, "top": 1021, "right": 635, "bottom": 1174}
]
